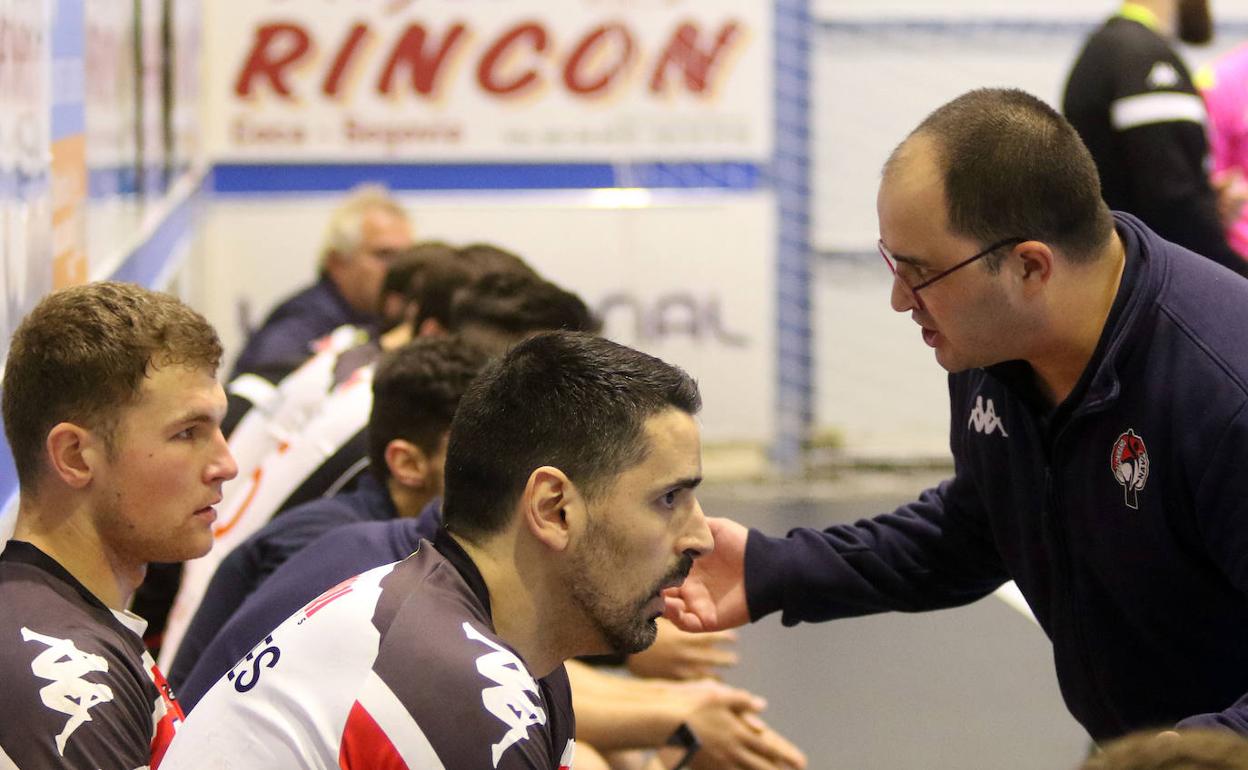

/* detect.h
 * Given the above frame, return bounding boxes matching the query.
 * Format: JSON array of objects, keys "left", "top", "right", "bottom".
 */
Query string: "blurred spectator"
[{"left": 1063, "top": 0, "right": 1247, "bottom": 275}]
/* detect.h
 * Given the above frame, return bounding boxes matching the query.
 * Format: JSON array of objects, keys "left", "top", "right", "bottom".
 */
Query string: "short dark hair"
[
  {"left": 1082, "top": 729, "right": 1248, "bottom": 770},
  {"left": 367, "top": 336, "right": 491, "bottom": 483},
  {"left": 442, "top": 331, "right": 700, "bottom": 540},
  {"left": 448, "top": 272, "right": 601, "bottom": 347},
  {"left": 896, "top": 87, "right": 1114, "bottom": 265},
  {"left": 3, "top": 281, "right": 222, "bottom": 489},
  {"left": 411, "top": 246, "right": 538, "bottom": 331},
  {"left": 380, "top": 241, "right": 458, "bottom": 304}
]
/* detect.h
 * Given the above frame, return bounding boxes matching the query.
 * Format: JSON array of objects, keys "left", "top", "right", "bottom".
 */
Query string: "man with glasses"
[{"left": 666, "top": 88, "right": 1248, "bottom": 741}]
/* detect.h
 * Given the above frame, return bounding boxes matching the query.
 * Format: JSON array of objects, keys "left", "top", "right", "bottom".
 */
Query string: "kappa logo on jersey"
[
  {"left": 462, "top": 622, "right": 547, "bottom": 768},
  {"left": 1147, "top": 61, "right": 1181, "bottom": 89},
  {"left": 1110, "top": 429, "right": 1150, "bottom": 510},
  {"left": 20, "top": 627, "right": 115, "bottom": 756},
  {"left": 227, "top": 635, "right": 282, "bottom": 693},
  {"left": 967, "top": 396, "right": 1008, "bottom": 437}
]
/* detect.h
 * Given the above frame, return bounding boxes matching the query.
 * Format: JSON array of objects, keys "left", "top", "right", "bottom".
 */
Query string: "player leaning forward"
[
  {"left": 0, "top": 282, "right": 237, "bottom": 768},
  {"left": 161, "top": 331, "right": 715, "bottom": 769}
]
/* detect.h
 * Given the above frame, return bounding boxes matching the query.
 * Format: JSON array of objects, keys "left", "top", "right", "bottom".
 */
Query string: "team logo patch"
[{"left": 1110, "top": 429, "right": 1149, "bottom": 510}]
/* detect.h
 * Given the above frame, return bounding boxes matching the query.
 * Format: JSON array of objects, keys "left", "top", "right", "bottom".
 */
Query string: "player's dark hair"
[
  {"left": 892, "top": 87, "right": 1114, "bottom": 266},
  {"left": 3, "top": 281, "right": 222, "bottom": 490},
  {"left": 368, "top": 336, "right": 491, "bottom": 483},
  {"left": 447, "top": 272, "right": 601, "bottom": 354},
  {"left": 411, "top": 245, "right": 537, "bottom": 331},
  {"left": 442, "top": 331, "right": 700, "bottom": 540}
]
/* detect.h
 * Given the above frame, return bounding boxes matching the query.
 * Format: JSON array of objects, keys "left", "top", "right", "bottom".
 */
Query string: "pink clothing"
[{"left": 1200, "top": 45, "right": 1248, "bottom": 260}]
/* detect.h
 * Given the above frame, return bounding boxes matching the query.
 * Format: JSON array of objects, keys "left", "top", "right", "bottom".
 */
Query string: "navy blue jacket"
[
  {"left": 746, "top": 213, "right": 1248, "bottom": 740},
  {"left": 231, "top": 275, "right": 376, "bottom": 380},
  {"left": 167, "top": 474, "right": 398, "bottom": 689},
  {"left": 177, "top": 507, "right": 441, "bottom": 711}
]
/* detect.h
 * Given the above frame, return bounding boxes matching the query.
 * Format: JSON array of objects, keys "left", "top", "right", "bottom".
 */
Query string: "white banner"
[{"left": 204, "top": 0, "right": 773, "bottom": 162}]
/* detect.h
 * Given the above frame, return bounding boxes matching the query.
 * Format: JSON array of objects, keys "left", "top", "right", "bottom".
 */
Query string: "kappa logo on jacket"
[
  {"left": 968, "top": 396, "right": 1008, "bottom": 437},
  {"left": 1110, "top": 429, "right": 1150, "bottom": 510}
]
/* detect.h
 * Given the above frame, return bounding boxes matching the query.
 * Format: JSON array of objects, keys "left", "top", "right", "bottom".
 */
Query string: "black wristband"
[{"left": 665, "top": 722, "right": 701, "bottom": 769}]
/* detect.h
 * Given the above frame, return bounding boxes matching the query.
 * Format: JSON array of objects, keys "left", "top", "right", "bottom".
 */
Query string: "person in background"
[
  {"left": 1062, "top": 0, "right": 1248, "bottom": 275},
  {"left": 230, "top": 184, "right": 414, "bottom": 380},
  {"left": 0, "top": 282, "right": 237, "bottom": 768},
  {"left": 1196, "top": 47, "right": 1248, "bottom": 261}
]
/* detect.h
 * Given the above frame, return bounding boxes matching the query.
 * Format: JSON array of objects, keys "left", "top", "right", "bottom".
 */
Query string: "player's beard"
[
  {"left": 568, "top": 517, "right": 693, "bottom": 655},
  {"left": 1177, "top": 0, "right": 1213, "bottom": 45}
]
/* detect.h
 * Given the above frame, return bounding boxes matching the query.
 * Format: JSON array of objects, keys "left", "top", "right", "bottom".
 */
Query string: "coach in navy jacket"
[{"left": 666, "top": 88, "right": 1248, "bottom": 742}]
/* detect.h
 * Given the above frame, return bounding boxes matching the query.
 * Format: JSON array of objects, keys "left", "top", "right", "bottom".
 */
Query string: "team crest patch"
[{"left": 1110, "top": 429, "right": 1149, "bottom": 509}]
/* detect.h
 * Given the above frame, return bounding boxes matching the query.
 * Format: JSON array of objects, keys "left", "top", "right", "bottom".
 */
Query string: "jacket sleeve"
[
  {"left": 1116, "top": 120, "right": 1246, "bottom": 274},
  {"left": 1173, "top": 401, "right": 1248, "bottom": 733},
  {"left": 744, "top": 473, "right": 1010, "bottom": 625}
]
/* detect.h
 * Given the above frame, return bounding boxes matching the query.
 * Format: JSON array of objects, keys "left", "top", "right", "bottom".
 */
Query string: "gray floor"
[{"left": 697, "top": 472, "right": 1090, "bottom": 770}]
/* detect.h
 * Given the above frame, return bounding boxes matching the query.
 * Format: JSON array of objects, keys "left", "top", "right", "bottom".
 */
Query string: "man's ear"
[
  {"left": 522, "top": 466, "right": 581, "bottom": 552},
  {"left": 1013, "top": 240, "right": 1054, "bottom": 290},
  {"left": 45, "top": 422, "right": 100, "bottom": 489},
  {"left": 384, "top": 439, "right": 431, "bottom": 490}
]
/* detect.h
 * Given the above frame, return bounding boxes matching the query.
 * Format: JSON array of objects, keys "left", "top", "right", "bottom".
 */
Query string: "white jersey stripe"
[
  {"left": 349, "top": 670, "right": 446, "bottom": 769},
  {"left": 1110, "top": 91, "right": 1206, "bottom": 130},
  {"left": 227, "top": 374, "right": 281, "bottom": 414}
]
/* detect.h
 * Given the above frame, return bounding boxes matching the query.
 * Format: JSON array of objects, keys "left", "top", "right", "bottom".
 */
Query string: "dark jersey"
[
  {"left": 1063, "top": 13, "right": 1247, "bottom": 275},
  {"left": 161, "top": 535, "right": 575, "bottom": 769},
  {"left": 0, "top": 541, "right": 184, "bottom": 769}
]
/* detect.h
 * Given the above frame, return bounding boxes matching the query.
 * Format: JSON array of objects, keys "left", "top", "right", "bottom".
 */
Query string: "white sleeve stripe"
[
  {"left": 355, "top": 670, "right": 446, "bottom": 769},
  {"left": 227, "top": 374, "right": 280, "bottom": 412},
  {"left": 1110, "top": 92, "right": 1206, "bottom": 130}
]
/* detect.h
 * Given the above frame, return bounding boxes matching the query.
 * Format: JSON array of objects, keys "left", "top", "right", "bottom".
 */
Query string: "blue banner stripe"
[
  {"left": 108, "top": 190, "right": 196, "bottom": 286},
  {"left": 211, "top": 162, "right": 762, "bottom": 193}
]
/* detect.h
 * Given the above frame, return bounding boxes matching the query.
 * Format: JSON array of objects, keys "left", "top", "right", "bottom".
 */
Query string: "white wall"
[{"left": 194, "top": 190, "right": 777, "bottom": 447}]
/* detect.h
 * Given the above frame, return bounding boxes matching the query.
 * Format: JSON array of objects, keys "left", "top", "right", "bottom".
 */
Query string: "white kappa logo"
[
  {"left": 1147, "top": 61, "right": 1180, "bottom": 89},
  {"left": 463, "top": 622, "right": 547, "bottom": 768},
  {"left": 21, "top": 628, "right": 115, "bottom": 756},
  {"left": 967, "top": 396, "right": 1008, "bottom": 437}
]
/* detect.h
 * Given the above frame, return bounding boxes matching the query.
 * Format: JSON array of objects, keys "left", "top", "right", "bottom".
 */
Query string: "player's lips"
[{"left": 194, "top": 498, "right": 222, "bottom": 521}]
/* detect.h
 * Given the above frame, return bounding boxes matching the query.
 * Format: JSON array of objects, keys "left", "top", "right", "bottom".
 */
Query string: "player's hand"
[
  {"left": 626, "top": 618, "right": 739, "bottom": 681},
  {"left": 663, "top": 517, "right": 751, "bottom": 633},
  {"left": 668, "top": 681, "right": 806, "bottom": 770}
]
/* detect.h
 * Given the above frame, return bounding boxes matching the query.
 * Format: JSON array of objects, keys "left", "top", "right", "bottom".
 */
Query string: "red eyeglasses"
[{"left": 878, "top": 237, "right": 1026, "bottom": 311}]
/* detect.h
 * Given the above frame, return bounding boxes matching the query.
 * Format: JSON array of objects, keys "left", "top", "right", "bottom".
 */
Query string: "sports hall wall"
[{"left": 5, "top": 0, "right": 1248, "bottom": 513}]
